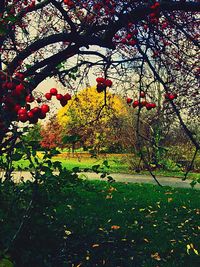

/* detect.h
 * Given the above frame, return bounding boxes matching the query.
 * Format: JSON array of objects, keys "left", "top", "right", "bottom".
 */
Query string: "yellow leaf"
[
  {"left": 168, "top": 198, "right": 173, "bottom": 203},
  {"left": 92, "top": 244, "right": 100, "bottom": 248},
  {"left": 151, "top": 252, "right": 161, "bottom": 261},
  {"left": 144, "top": 238, "right": 149, "bottom": 243},
  {"left": 187, "top": 244, "right": 191, "bottom": 254}
]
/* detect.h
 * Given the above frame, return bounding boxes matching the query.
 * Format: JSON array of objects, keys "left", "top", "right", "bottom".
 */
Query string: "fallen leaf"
[
  {"left": 106, "top": 194, "right": 113, "bottom": 199},
  {"left": 92, "top": 244, "right": 100, "bottom": 248},
  {"left": 111, "top": 225, "right": 120, "bottom": 230},
  {"left": 165, "top": 192, "right": 173, "bottom": 195},
  {"left": 151, "top": 252, "right": 161, "bottom": 261}
]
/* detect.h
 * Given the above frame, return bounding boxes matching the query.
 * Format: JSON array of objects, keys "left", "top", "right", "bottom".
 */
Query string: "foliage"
[
  {"left": 22, "top": 123, "right": 42, "bottom": 149},
  {"left": 0, "top": 1, "right": 199, "bottom": 265},
  {"left": 40, "top": 116, "right": 63, "bottom": 149},
  {"left": 57, "top": 86, "right": 128, "bottom": 152}
]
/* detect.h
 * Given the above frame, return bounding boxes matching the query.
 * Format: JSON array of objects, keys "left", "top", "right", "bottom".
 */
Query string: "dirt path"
[{"left": 2, "top": 171, "right": 199, "bottom": 189}]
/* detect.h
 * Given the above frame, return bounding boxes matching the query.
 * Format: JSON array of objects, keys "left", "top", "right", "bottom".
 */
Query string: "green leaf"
[
  {"left": 72, "top": 167, "right": 80, "bottom": 173},
  {"left": 0, "top": 258, "right": 14, "bottom": 267},
  {"left": 92, "top": 164, "right": 100, "bottom": 172},
  {"left": 0, "top": 25, "right": 7, "bottom": 35},
  {"left": 100, "top": 173, "right": 106, "bottom": 179},
  {"left": 5, "top": 15, "right": 18, "bottom": 23},
  {"left": 12, "top": 152, "right": 23, "bottom": 161},
  {"left": 107, "top": 176, "right": 115, "bottom": 182},
  {"left": 103, "top": 160, "right": 110, "bottom": 168},
  {"left": 53, "top": 161, "right": 62, "bottom": 169}
]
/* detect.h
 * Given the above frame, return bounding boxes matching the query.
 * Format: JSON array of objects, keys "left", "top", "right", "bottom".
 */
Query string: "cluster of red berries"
[
  {"left": 164, "top": 93, "right": 178, "bottom": 101},
  {"left": 17, "top": 88, "right": 71, "bottom": 124},
  {"left": 17, "top": 104, "right": 50, "bottom": 123},
  {"left": 126, "top": 91, "right": 156, "bottom": 110},
  {"left": 96, "top": 77, "right": 113, "bottom": 93},
  {"left": 0, "top": 71, "right": 71, "bottom": 128},
  {"left": 44, "top": 88, "right": 71, "bottom": 107},
  {"left": 63, "top": 0, "right": 75, "bottom": 8},
  {"left": 149, "top": 2, "right": 160, "bottom": 24}
]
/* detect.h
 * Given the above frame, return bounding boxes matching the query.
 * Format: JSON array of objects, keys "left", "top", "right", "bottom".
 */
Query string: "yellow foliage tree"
[{"left": 57, "top": 86, "right": 129, "bottom": 153}]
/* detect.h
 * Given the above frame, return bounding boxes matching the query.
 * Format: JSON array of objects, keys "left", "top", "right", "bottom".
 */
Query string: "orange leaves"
[
  {"left": 107, "top": 186, "right": 117, "bottom": 193},
  {"left": 111, "top": 225, "right": 120, "bottom": 230}
]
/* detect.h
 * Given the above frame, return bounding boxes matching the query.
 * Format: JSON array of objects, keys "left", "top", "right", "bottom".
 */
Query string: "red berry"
[
  {"left": 45, "top": 92, "right": 52, "bottom": 100},
  {"left": 18, "top": 108, "right": 27, "bottom": 116},
  {"left": 132, "top": 100, "right": 139, "bottom": 108},
  {"left": 169, "top": 94, "right": 175, "bottom": 100},
  {"left": 96, "top": 83, "right": 106, "bottom": 93},
  {"left": 15, "top": 84, "right": 25, "bottom": 95},
  {"left": 129, "top": 40, "right": 137, "bottom": 46},
  {"left": 41, "top": 104, "right": 50, "bottom": 113},
  {"left": 104, "top": 79, "right": 112, "bottom": 87},
  {"left": 14, "top": 104, "right": 21, "bottom": 113},
  {"left": 15, "top": 72, "right": 24, "bottom": 80},
  {"left": 126, "top": 98, "right": 133, "bottom": 104},
  {"left": 18, "top": 113, "right": 28, "bottom": 122},
  {"left": 6, "top": 82, "right": 15, "bottom": 90},
  {"left": 26, "top": 94, "right": 35, "bottom": 103},
  {"left": 38, "top": 111, "right": 46, "bottom": 119},
  {"left": 96, "top": 77, "right": 105, "bottom": 83},
  {"left": 150, "top": 103, "right": 156, "bottom": 108},
  {"left": 146, "top": 103, "right": 152, "bottom": 110},
  {"left": 60, "top": 98, "right": 68, "bottom": 107},
  {"left": 165, "top": 93, "right": 177, "bottom": 101},
  {"left": 16, "top": 83, "right": 25, "bottom": 91},
  {"left": 27, "top": 110, "right": 35, "bottom": 119},
  {"left": 56, "top": 94, "right": 63, "bottom": 100},
  {"left": 126, "top": 33, "right": 132, "bottom": 40},
  {"left": 64, "top": 93, "right": 71, "bottom": 100},
  {"left": 32, "top": 107, "right": 41, "bottom": 114},
  {"left": 140, "top": 91, "right": 145, "bottom": 98},
  {"left": 50, "top": 88, "right": 58, "bottom": 95},
  {"left": 140, "top": 100, "right": 147, "bottom": 107}
]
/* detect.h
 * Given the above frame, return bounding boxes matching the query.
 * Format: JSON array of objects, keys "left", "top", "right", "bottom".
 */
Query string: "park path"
[{"left": 2, "top": 171, "right": 200, "bottom": 189}]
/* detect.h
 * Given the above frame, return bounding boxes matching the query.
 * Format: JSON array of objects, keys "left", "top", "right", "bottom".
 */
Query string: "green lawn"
[
  {"left": 1, "top": 178, "right": 200, "bottom": 266},
  {"left": 13, "top": 154, "right": 200, "bottom": 180},
  {"left": 13, "top": 154, "right": 129, "bottom": 173}
]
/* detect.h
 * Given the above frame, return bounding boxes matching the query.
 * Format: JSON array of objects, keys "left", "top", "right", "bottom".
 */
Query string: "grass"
[
  {"left": 13, "top": 154, "right": 129, "bottom": 173},
  {"left": 141, "top": 169, "right": 200, "bottom": 179},
  {"left": 13, "top": 153, "right": 200, "bottom": 180},
  {"left": 2, "top": 179, "right": 200, "bottom": 266}
]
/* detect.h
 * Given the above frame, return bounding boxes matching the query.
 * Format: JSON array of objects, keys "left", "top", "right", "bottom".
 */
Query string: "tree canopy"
[
  {"left": 0, "top": 0, "right": 199, "bottom": 173},
  {"left": 56, "top": 86, "right": 127, "bottom": 152}
]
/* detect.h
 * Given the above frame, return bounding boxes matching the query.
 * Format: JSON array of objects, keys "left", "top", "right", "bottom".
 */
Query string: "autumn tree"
[
  {"left": 40, "top": 116, "right": 63, "bottom": 149},
  {"left": 57, "top": 86, "right": 128, "bottom": 153}
]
